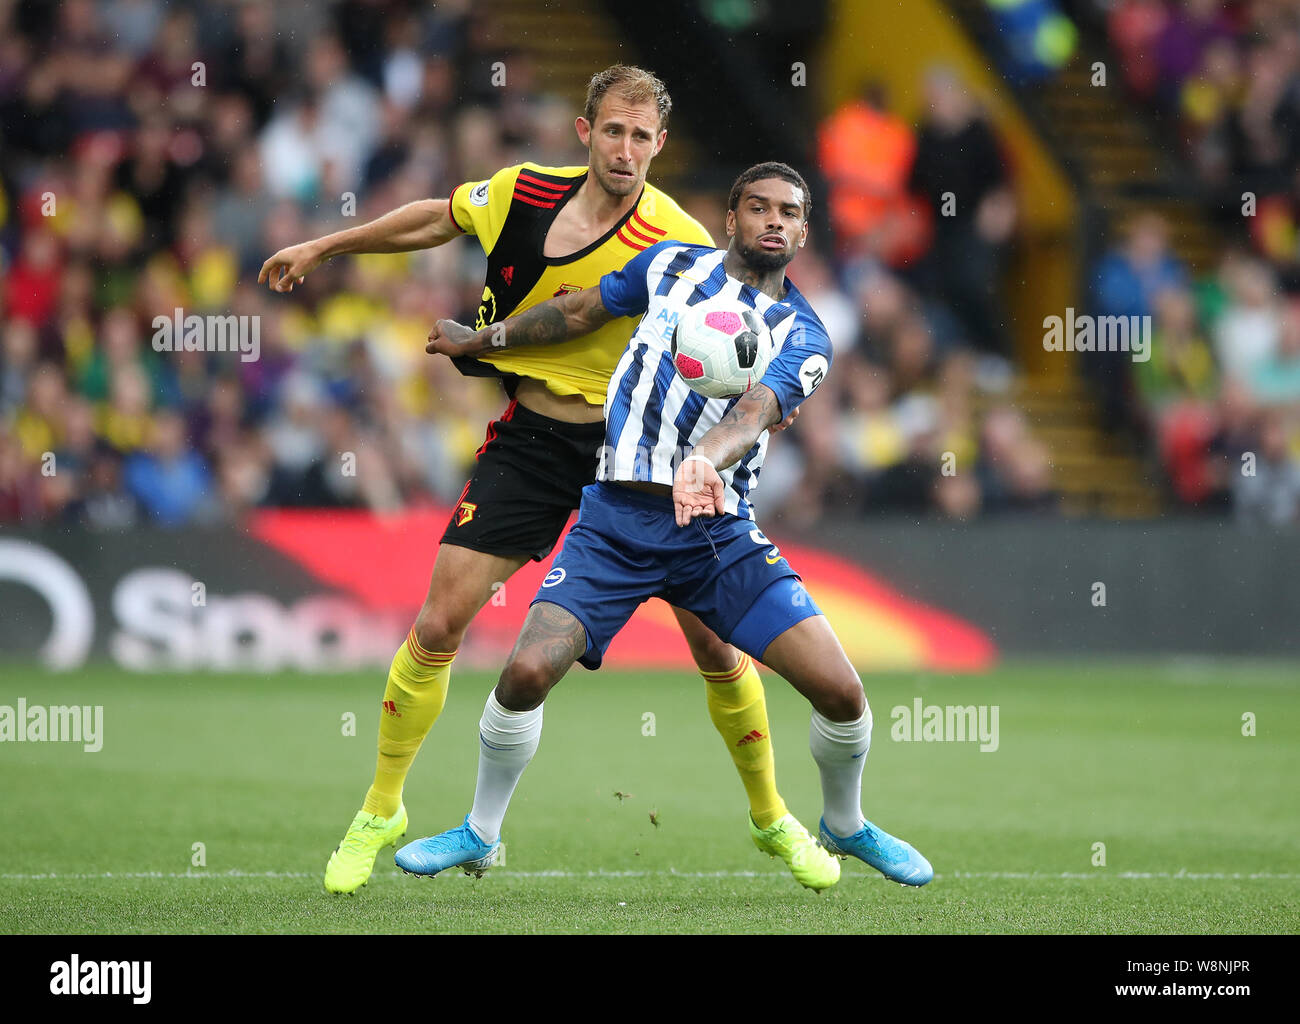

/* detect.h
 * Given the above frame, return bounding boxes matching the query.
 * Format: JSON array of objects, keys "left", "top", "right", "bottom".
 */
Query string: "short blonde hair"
[{"left": 584, "top": 64, "right": 671, "bottom": 130}]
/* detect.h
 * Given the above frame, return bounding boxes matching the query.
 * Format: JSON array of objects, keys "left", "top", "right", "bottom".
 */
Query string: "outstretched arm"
[
  {"left": 672, "top": 384, "right": 784, "bottom": 526},
  {"left": 259, "top": 199, "right": 461, "bottom": 293},
  {"left": 425, "top": 285, "right": 616, "bottom": 358}
]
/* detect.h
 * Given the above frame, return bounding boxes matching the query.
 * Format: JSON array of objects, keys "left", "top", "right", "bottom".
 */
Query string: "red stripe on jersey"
[
  {"left": 517, "top": 172, "right": 570, "bottom": 193},
  {"left": 632, "top": 210, "right": 666, "bottom": 236},
  {"left": 447, "top": 185, "right": 468, "bottom": 233},
  {"left": 512, "top": 180, "right": 564, "bottom": 200},
  {"left": 616, "top": 229, "right": 648, "bottom": 251},
  {"left": 513, "top": 193, "right": 558, "bottom": 209},
  {"left": 622, "top": 220, "right": 659, "bottom": 245},
  {"left": 512, "top": 179, "right": 564, "bottom": 198}
]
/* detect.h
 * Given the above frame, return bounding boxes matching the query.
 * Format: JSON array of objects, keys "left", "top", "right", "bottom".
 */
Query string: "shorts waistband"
[
  {"left": 591, "top": 479, "right": 678, "bottom": 510},
  {"left": 509, "top": 400, "right": 607, "bottom": 437}
]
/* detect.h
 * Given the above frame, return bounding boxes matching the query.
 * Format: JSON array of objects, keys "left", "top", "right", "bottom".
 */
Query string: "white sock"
[
  {"left": 466, "top": 692, "right": 543, "bottom": 844},
  {"left": 809, "top": 705, "right": 872, "bottom": 837}
]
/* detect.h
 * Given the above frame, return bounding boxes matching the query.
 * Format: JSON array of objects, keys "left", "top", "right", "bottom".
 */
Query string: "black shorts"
[{"left": 441, "top": 399, "right": 607, "bottom": 561}]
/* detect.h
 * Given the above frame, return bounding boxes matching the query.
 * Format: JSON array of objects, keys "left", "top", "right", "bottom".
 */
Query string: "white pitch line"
[
  {"left": 1, "top": 869, "right": 1295, "bottom": 881},
  {"left": 946, "top": 871, "right": 1299, "bottom": 880}
]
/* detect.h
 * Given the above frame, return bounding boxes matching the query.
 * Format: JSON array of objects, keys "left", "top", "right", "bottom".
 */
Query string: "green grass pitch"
[{"left": 0, "top": 660, "right": 1296, "bottom": 934}]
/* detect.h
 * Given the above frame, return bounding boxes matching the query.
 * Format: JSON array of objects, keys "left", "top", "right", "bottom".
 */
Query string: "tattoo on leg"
[{"left": 512, "top": 601, "right": 587, "bottom": 678}]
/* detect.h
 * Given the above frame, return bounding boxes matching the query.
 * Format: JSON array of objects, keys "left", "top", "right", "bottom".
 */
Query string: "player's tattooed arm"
[
  {"left": 426, "top": 286, "right": 615, "bottom": 358},
  {"left": 672, "top": 385, "right": 784, "bottom": 525},
  {"left": 690, "top": 384, "right": 784, "bottom": 470}
]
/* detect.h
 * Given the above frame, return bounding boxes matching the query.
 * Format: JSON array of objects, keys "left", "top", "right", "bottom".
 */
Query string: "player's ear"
[
  {"left": 575, "top": 116, "right": 591, "bottom": 147},
  {"left": 652, "top": 128, "right": 666, "bottom": 157},
  {"left": 725, "top": 209, "right": 736, "bottom": 238}
]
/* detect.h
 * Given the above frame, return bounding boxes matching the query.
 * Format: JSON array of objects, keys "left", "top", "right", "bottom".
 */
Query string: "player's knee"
[
  {"left": 818, "top": 671, "right": 866, "bottom": 722},
  {"left": 688, "top": 633, "right": 739, "bottom": 675},
  {"left": 412, "top": 604, "right": 470, "bottom": 654},
  {"left": 497, "top": 653, "right": 559, "bottom": 711}
]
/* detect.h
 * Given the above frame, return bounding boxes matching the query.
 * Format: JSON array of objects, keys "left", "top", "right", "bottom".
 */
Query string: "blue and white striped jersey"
[{"left": 596, "top": 240, "right": 833, "bottom": 519}]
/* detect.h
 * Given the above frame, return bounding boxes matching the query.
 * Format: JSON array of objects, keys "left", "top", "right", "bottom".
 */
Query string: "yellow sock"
[
  {"left": 362, "top": 627, "right": 454, "bottom": 818},
  {"left": 703, "top": 653, "right": 788, "bottom": 829}
]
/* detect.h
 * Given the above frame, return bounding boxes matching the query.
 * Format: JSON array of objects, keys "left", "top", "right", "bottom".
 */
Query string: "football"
[{"left": 670, "top": 301, "right": 774, "bottom": 399}]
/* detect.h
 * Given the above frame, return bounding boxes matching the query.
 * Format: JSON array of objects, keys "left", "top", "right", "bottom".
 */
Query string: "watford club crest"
[
  {"left": 473, "top": 290, "right": 497, "bottom": 330},
  {"left": 455, "top": 501, "right": 477, "bottom": 527}
]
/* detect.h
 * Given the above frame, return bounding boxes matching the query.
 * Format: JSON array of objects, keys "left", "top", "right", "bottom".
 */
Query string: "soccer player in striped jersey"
[
  {"left": 403, "top": 162, "right": 934, "bottom": 887},
  {"left": 259, "top": 66, "right": 835, "bottom": 895}
]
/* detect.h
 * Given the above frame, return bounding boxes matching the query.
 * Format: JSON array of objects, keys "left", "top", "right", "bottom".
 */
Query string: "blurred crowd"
[
  {"left": 1075, "top": 0, "right": 1300, "bottom": 523},
  {"left": 3, "top": 0, "right": 1292, "bottom": 529},
  {"left": 794, "top": 67, "right": 1055, "bottom": 525},
  {"left": 1090, "top": 213, "right": 1300, "bottom": 524},
  {"left": 1103, "top": 0, "right": 1300, "bottom": 273},
  {"left": 0, "top": 0, "right": 580, "bottom": 527},
  {"left": 0, "top": 0, "right": 1058, "bottom": 530}
]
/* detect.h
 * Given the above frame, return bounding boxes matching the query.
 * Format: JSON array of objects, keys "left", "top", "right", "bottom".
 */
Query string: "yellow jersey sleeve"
[{"left": 448, "top": 165, "right": 523, "bottom": 253}]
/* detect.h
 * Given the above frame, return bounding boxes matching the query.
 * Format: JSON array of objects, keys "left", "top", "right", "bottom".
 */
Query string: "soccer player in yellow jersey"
[{"left": 259, "top": 65, "right": 837, "bottom": 894}]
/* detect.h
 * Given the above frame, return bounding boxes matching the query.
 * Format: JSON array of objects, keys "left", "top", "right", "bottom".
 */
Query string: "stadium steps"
[
  {"left": 944, "top": 0, "right": 1223, "bottom": 270},
  {"left": 944, "top": 0, "right": 1210, "bottom": 517},
  {"left": 978, "top": 376, "right": 1162, "bottom": 517},
  {"left": 493, "top": 0, "right": 699, "bottom": 188}
]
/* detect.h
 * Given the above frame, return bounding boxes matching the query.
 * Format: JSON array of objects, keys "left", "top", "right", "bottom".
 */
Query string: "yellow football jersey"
[{"left": 448, "top": 162, "right": 714, "bottom": 404}]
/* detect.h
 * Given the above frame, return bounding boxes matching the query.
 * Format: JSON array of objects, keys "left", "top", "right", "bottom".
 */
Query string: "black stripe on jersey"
[
  {"left": 737, "top": 282, "right": 799, "bottom": 331},
  {"left": 536, "top": 172, "right": 647, "bottom": 268},
  {"left": 655, "top": 247, "right": 712, "bottom": 297},
  {"left": 685, "top": 259, "right": 729, "bottom": 307},
  {"left": 450, "top": 168, "right": 591, "bottom": 390}
]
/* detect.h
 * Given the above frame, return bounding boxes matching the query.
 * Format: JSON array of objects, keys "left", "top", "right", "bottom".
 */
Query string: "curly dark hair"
[{"left": 727, "top": 161, "right": 812, "bottom": 220}]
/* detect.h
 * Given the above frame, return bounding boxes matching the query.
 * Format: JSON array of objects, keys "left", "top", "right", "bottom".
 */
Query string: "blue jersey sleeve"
[
  {"left": 598, "top": 240, "right": 679, "bottom": 317},
  {"left": 759, "top": 311, "right": 834, "bottom": 418}
]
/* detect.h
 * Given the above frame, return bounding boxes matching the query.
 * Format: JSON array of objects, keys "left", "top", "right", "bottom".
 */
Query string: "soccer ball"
[{"left": 670, "top": 301, "right": 773, "bottom": 399}]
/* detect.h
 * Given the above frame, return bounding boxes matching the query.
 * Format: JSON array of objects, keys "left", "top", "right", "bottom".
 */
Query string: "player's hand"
[
  {"left": 426, "top": 319, "right": 487, "bottom": 357},
  {"left": 673, "top": 455, "right": 725, "bottom": 527},
  {"left": 770, "top": 406, "right": 800, "bottom": 433},
  {"left": 258, "top": 242, "right": 325, "bottom": 293}
]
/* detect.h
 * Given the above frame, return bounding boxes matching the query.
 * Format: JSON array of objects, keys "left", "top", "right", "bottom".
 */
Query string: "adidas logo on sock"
[
  {"left": 382, "top": 700, "right": 402, "bottom": 717},
  {"left": 736, "top": 729, "right": 765, "bottom": 746}
]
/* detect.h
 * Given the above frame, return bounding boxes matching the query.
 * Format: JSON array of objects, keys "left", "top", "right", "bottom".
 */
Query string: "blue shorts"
[{"left": 532, "top": 481, "right": 822, "bottom": 669}]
